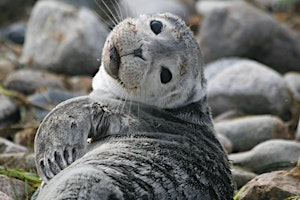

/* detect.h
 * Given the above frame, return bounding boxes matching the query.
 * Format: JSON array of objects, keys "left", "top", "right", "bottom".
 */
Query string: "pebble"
[
  {"left": 296, "top": 117, "right": 300, "bottom": 141},
  {"left": 229, "top": 139, "right": 300, "bottom": 173},
  {"left": 284, "top": 72, "right": 300, "bottom": 103},
  {"left": 0, "top": 59, "right": 15, "bottom": 82},
  {"left": 0, "top": 153, "right": 35, "bottom": 171},
  {"left": 0, "top": 137, "right": 28, "bottom": 153},
  {"left": 0, "top": 93, "right": 19, "bottom": 129},
  {"left": 204, "top": 57, "right": 244, "bottom": 81},
  {"left": 216, "top": 133, "right": 232, "bottom": 153},
  {"left": 215, "top": 115, "right": 290, "bottom": 152},
  {"left": 198, "top": 1, "right": 300, "bottom": 73},
  {"left": 4, "top": 69, "right": 65, "bottom": 95},
  {"left": 28, "top": 89, "right": 83, "bottom": 120},
  {"left": 207, "top": 60, "right": 292, "bottom": 120},
  {"left": 20, "top": 0, "right": 109, "bottom": 75},
  {"left": 237, "top": 169, "right": 300, "bottom": 199},
  {"left": 0, "top": 191, "right": 13, "bottom": 200},
  {"left": 3, "top": 22, "right": 27, "bottom": 45},
  {"left": 68, "top": 75, "right": 92, "bottom": 94},
  {"left": 231, "top": 168, "right": 257, "bottom": 189},
  {"left": 15, "top": 127, "right": 37, "bottom": 148},
  {"left": 0, "top": 174, "right": 31, "bottom": 200}
]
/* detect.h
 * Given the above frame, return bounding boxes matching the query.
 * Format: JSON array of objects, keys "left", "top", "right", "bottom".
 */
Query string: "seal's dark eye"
[
  {"left": 150, "top": 20, "right": 163, "bottom": 35},
  {"left": 160, "top": 67, "right": 172, "bottom": 84}
]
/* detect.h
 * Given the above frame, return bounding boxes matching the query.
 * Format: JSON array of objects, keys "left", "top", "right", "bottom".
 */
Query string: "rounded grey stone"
[
  {"left": 0, "top": 94, "right": 19, "bottom": 127},
  {"left": 20, "top": 1, "right": 109, "bottom": 75},
  {"left": 0, "top": 175, "right": 31, "bottom": 200},
  {"left": 207, "top": 60, "right": 292, "bottom": 119},
  {"left": 296, "top": 117, "right": 300, "bottom": 141},
  {"left": 216, "top": 133, "right": 233, "bottom": 153},
  {"left": 0, "top": 191, "right": 13, "bottom": 200},
  {"left": 238, "top": 170, "right": 300, "bottom": 199},
  {"left": 0, "top": 137, "right": 28, "bottom": 153},
  {"left": 28, "top": 89, "right": 83, "bottom": 120},
  {"left": 229, "top": 139, "right": 300, "bottom": 173},
  {"left": 0, "top": 153, "right": 36, "bottom": 171},
  {"left": 231, "top": 168, "right": 257, "bottom": 189},
  {"left": 198, "top": 2, "right": 300, "bottom": 73},
  {"left": 215, "top": 115, "right": 289, "bottom": 152},
  {"left": 204, "top": 57, "right": 246, "bottom": 81},
  {"left": 4, "top": 69, "right": 65, "bottom": 95},
  {"left": 284, "top": 72, "right": 300, "bottom": 103}
]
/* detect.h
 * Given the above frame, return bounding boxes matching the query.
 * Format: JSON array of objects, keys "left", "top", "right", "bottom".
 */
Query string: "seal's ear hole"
[
  {"left": 160, "top": 67, "right": 172, "bottom": 84},
  {"left": 150, "top": 20, "right": 163, "bottom": 35}
]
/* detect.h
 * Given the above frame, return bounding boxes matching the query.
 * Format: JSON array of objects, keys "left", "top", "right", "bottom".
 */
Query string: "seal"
[{"left": 33, "top": 13, "right": 234, "bottom": 200}]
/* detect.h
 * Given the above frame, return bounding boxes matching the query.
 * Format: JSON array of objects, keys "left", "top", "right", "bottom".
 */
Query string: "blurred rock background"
[{"left": 0, "top": 0, "right": 300, "bottom": 199}]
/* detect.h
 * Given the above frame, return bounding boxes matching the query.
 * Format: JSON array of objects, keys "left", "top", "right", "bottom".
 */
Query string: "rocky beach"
[{"left": 0, "top": 0, "right": 300, "bottom": 199}]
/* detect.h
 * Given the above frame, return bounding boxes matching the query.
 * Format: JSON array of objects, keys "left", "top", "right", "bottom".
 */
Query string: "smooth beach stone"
[
  {"left": 215, "top": 115, "right": 289, "bottom": 152},
  {"left": 0, "top": 175, "right": 31, "bottom": 200},
  {"left": 0, "top": 93, "right": 19, "bottom": 128},
  {"left": 204, "top": 57, "right": 244, "bottom": 81},
  {"left": 284, "top": 72, "right": 300, "bottom": 103},
  {"left": 0, "top": 191, "right": 13, "bottom": 200},
  {"left": 20, "top": 1, "right": 108, "bottom": 75},
  {"left": 0, "top": 137, "right": 28, "bottom": 153},
  {"left": 296, "top": 117, "right": 300, "bottom": 141},
  {"left": 198, "top": 2, "right": 300, "bottom": 73},
  {"left": 207, "top": 60, "right": 292, "bottom": 120},
  {"left": 229, "top": 139, "right": 300, "bottom": 173},
  {"left": 237, "top": 169, "right": 300, "bottom": 199},
  {"left": 4, "top": 69, "right": 65, "bottom": 95},
  {"left": 216, "top": 133, "right": 233, "bottom": 153},
  {"left": 28, "top": 89, "right": 83, "bottom": 120},
  {"left": 0, "top": 153, "right": 35, "bottom": 171},
  {"left": 231, "top": 168, "right": 257, "bottom": 189},
  {"left": 3, "top": 22, "right": 27, "bottom": 45},
  {"left": 0, "top": 59, "right": 16, "bottom": 82}
]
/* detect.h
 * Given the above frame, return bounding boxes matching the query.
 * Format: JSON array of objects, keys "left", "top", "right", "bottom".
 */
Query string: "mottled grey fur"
[{"left": 34, "top": 95, "right": 234, "bottom": 199}]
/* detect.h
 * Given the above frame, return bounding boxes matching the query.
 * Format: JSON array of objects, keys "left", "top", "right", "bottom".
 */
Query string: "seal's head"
[{"left": 92, "top": 13, "right": 206, "bottom": 109}]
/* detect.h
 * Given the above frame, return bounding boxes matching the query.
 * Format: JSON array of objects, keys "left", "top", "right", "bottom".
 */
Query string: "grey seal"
[{"left": 33, "top": 13, "right": 234, "bottom": 199}]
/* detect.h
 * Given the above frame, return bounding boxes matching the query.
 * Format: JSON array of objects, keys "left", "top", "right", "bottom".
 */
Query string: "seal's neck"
[{"left": 166, "top": 96, "right": 214, "bottom": 127}]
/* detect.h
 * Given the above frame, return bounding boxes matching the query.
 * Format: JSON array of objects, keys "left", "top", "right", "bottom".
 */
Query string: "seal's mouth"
[{"left": 104, "top": 43, "right": 121, "bottom": 80}]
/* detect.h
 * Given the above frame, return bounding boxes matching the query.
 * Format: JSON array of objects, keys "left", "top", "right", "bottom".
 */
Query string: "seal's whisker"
[
  {"left": 100, "top": 0, "right": 120, "bottom": 26},
  {"left": 110, "top": 0, "right": 122, "bottom": 23},
  {"left": 129, "top": 94, "right": 133, "bottom": 115},
  {"left": 114, "top": 0, "right": 124, "bottom": 21},
  {"left": 116, "top": 84, "right": 126, "bottom": 112},
  {"left": 92, "top": 5, "right": 115, "bottom": 28},
  {"left": 95, "top": 0, "right": 117, "bottom": 27}
]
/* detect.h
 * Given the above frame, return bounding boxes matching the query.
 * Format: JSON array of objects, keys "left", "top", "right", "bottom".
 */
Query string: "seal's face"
[{"left": 93, "top": 13, "right": 206, "bottom": 109}]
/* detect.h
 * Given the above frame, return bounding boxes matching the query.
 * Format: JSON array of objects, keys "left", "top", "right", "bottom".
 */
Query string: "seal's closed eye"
[{"left": 150, "top": 20, "right": 163, "bottom": 35}]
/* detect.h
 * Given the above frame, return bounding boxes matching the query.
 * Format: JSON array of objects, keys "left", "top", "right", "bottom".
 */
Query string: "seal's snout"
[{"left": 104, "top": 43, "right": 121, "bottom": 80}]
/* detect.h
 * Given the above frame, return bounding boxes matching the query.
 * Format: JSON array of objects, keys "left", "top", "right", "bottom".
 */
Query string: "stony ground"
[{"left": 0, "top": 0, "right": 300, "bottom": 199}]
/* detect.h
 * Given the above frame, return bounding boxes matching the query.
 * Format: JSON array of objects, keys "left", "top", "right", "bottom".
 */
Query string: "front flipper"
[{"left": 34, "top": 96, "right": 112, "bottom": 182}]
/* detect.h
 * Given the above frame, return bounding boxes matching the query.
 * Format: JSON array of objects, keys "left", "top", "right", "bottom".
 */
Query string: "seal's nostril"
[
  {"left": 133, "top": 44, "right": 146, "bottom": 61},
  {"left": 105, "top": 44, "right": 121, "bottom": 80}
]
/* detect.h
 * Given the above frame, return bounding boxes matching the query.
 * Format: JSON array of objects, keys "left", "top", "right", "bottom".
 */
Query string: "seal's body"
[{"left": 34, "top": 13, "right": 234, "bottom": 200}]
